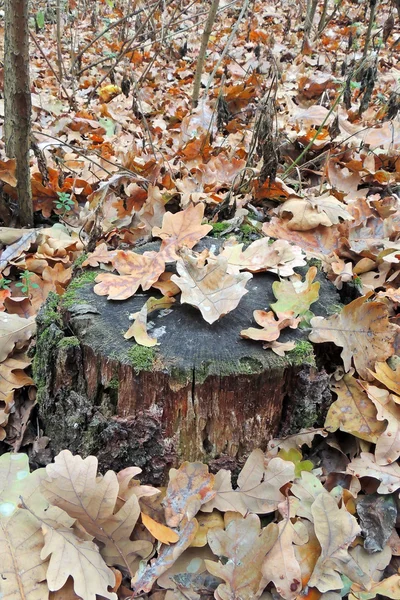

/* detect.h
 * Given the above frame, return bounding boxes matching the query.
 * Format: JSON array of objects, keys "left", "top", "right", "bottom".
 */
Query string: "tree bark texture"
[{"left": 4, "top": 0, "right": 33, "bottom": 227}]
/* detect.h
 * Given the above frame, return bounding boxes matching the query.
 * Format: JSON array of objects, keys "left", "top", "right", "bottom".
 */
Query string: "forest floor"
[{"left": 1, "top": 0, "right": 400, "bottom": 599}]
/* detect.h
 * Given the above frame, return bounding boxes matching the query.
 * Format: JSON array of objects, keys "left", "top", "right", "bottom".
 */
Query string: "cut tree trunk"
[{"left": 34, "top": 240, "right": 339, "bottom": 484}]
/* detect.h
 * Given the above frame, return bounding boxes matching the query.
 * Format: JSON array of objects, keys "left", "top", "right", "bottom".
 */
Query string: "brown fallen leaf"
[
  {"left": 0, "top": 230, "right": 37, "bottom": 272},
  {"left": 205, "top": 513, "right": 278, "bottom": 600},
  {"left": 41, "top": 450, "right": 153, "bottom": 573},
  {"left": 94, "top": 250, "right": 165, "bottom": 300},
  {"left": 124, "top": 296, "right": 175, "bottom": 347},
  {"left": 278, "top": 193, "right": 353, "bottom": 231},
  {"left": 262, "top": 218, "right": 340, "bottom": 257},
  {"left": 164, "top": 462, "right": 215, "bottom": 528},
  {"left": 262, "top": 499, "right": 308, "bottom": 600},
  {"left": 240, "top": 310, "right": 300, "bottom": 343},
  {"left": 82, "top": 243, "right": 116, "bottom": 267},
  {"left": 325, "top": 373, "right": 385, "bottom": 442},
  {"left": 309, "top": 293, "right": 398, "bottom": 379},
  {"left": 0, "top": 313, "right": 36, "bottom": 362},
  {"left": 368, "top": 362, "right": 400, "bottom": 396},
  {"left": 41, "top": 523, "right": 117, "bottom": 600},
  {"left": 0, "top": 354, "right": 33, "bottom": 404},
  {"left": 151, "top": 272, "right": 180, "bottom": 297},
  {"left": 202, "top": 449, "right": 295, "bottom": 515},
  {"left": 308, "top": 493, "right": 368, "bottom": 593},
  {"left": 364, "top": 384, "right": 400, "bottom": 465},
  {"left": 171, "top": 252, "right": 252, "bottom": 324},
  {"left": 219, "top": 238, "right": 305, "bottom": 276},
  {"left": 153, "top": 203, "right": 212, "bottom": 262},
  {"left": 347, "top": 452, "right": 400, "bottom": 494}
]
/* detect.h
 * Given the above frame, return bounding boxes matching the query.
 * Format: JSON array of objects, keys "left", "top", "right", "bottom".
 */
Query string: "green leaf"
[{"left": 36, "top": 11, "right": 45, "bottom": 29}]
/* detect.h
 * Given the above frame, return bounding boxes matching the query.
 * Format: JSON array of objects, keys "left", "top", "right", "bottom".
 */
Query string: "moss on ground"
[
  {"left": 211, "top": 222, "right": 230, "bottom": 236},
  {"left": 127, "top": 345, "right": 156, "bottom": 373},
  {"left": 72, "top": 252, "right": 89, "bottom": 268},
  {"left": 57, "top": 336, "right": 80, "bottom": 349},
  {"left": 288, "top": 340, "right": 315, "bottom": 367},
  {"left": 62, "top": 270, "right": 98, "bottom": 308}
]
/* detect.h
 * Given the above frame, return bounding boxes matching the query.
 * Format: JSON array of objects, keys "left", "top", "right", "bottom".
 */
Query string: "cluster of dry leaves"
[{"left": 1, "top": 0, "right": 400, "bottom": 597}]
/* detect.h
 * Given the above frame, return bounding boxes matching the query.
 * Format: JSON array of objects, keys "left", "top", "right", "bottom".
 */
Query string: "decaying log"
[{"left": 33, "top": 240, "right": 339, "bottom": 483}]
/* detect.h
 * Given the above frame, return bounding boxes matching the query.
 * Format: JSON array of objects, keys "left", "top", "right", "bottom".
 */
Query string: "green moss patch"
[
  {"left": 57, "top": 336, "right": 80, "bottom": 350},
  {"left": 288, "top": 340, "right": 315, "bottom": 366},
  {"left": 211, "top": 222, "right": 230, "bottom": 236},
  {"left": 62, "top": 270, "right": 98, "bottom": 308},
  {"left": 127, "top": 345, "right": 156, "bottom": 373}
]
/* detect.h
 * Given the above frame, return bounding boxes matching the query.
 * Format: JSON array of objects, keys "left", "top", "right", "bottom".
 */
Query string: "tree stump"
[{"left": 34, "top": 239, "right": 340, "bottom": 484}]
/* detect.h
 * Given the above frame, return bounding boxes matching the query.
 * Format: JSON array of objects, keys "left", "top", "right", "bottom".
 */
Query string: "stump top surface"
[{"left": 68, "top": 239, "right": 339, "bottom": 374}]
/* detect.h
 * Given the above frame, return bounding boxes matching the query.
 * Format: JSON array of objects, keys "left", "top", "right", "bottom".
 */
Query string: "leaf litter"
[{"left": 1, "top": 0, "right": 400, "bottom": 598}]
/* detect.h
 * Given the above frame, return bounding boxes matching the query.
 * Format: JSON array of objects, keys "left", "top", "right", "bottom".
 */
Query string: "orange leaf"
[{"left": 141, "top": 512, "right": 179, "bottom": 545}]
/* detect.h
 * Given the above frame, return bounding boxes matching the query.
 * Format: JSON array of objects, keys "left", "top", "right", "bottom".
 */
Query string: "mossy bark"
[{"left": 34, "top": 242, "right": 338, "bottom": 483}]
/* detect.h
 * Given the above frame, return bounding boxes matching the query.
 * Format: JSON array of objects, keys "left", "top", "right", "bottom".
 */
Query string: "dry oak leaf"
[
  {"left": 0, "top": 354, "right": 33, "bottom": 404},
  {"left": 131, "top": 517, "right": 198, "bottom": 594},
  {"left": 0, "top": 158, "right": 17, "bottom": 187},
  {"left": 262, "top": 499, "right": 308, "bottom": 600},
  {"left": 153, "top": 203, "right": 212, "bottom": 262},
  {"left": 290, "top": 471, "right": 327, "bottom": 522},
  {"left": 0, "top": 503, "right": 48, "bottom": 600},
  {"left": 309, "top": 293, "right": 398, "bottom": 380},
  {"left": 268, "top": 429, "right": 327, "bottom": 454},
  {"left": 205, "top": 513, "right": 279, "bottom": 600},
  {"left": 94, "top": 250, "right": 165, "bottom": 300},
  {"left": 202, "top": 449, "right": 295, "bottom": 515},
  {"left": 365, "top": 385, "right": 400, "bottom": 465},
  {"left": 308, "top": 494, "right": 367, "bottom": 593},
  {"left": 369, "top": 361, "right": 400, "bottom": 396},
  {"left": 271, "top": 267, "right": 320, "bottom": 318},
  {"left": 41, "top": 450, "right": 152, "bottom": 572},
  {"left": 278, "top": 193, "right": 353, "bottom": 231},
  {"left": 262, "top": 218, "right": 340, "bottom": 258},
  {"left": 82, "top": 243, "right": 116, "bottom": 267},
  {"left": 325, "top": 373, "right": 385, "bottom": 442},
  {"left": 164, "top": 462, "right": 215, "bottom": 528},
  {"left": 346, "top": 452, "right": 400, "bottom": 494},
  {"left": 240, "top": 310, "right": 300, "bottom": 343},
  {"left": 0, "top": 230, "right": 37, "bottom": 272},
  {"left": 172, "top": 252, "right": 252, "bottom": 324},
  {"left": 219, "top": 238, "right": 306, "bottom": 276},
  {"left": 41, "top": 524, "right": 117, "bottom": 600},
  {"left": 190, "top": 510, "right": 224, "bottom": 548},
  {"left": 0, "top": 313, "right": 36, "bottom": 362},
  {"left": 350, "top": 574, "right": 400, "bottom": 600},
  {"left": 124, "top": 296, "right": 175, "bottom": 347},
  {"left": 0, "top": 453, "right": 68, "bottom": 600}
]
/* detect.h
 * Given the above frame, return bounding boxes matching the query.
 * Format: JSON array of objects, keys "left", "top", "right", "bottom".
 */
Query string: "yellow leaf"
[
  {"left": 141, "top": 512, "right": 179, "bottom": 545},
  {"left": 98, "top": 85, "right": 121, "bottom": 103},
  {"left": 190, "top": 511, "right": 224, "bottom": 547}
]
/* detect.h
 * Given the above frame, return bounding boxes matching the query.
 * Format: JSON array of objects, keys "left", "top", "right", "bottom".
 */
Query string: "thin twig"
[{"left": 29, "top": 30, "right": 77, "bottom": 110}]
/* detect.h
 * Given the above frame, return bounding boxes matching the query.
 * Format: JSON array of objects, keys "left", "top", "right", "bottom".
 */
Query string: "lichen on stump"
[{"left": 34, "top": 240, "right": 339, "bottom": 483}]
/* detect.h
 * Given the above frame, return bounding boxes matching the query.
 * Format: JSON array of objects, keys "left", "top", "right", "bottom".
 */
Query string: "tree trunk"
[
  {"left": 4, "top": 0, "right": 33, "bottom": 227},
  {"left": 33, "top": 240, "right": 339, "bottom": 484}
]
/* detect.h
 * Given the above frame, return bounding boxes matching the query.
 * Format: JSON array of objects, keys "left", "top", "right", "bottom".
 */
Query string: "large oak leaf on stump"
[
  {"left": 309, "top": 294, "right": 398, "bottom": 379},
  {"left": 171, "top": 253, "right": 252, "bottom": 324}
]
